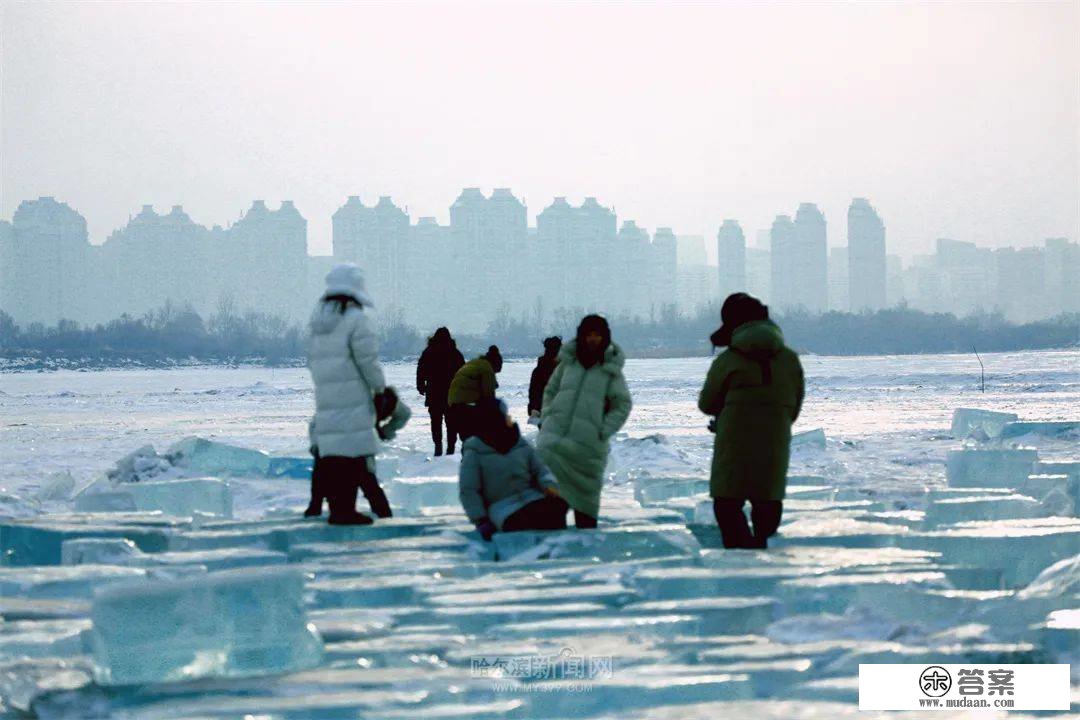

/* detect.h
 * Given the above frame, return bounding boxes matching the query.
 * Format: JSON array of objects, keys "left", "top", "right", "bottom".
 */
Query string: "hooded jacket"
[
  {"left": 448, "top": 357, "right": 498, "bottom": 406},
  {"left": 417, "top": 340, "right": 465, "bottom": 408},
  {"left": 536, "top": 340, "right": 632, "bottom": 518},
  {"left": 698, "top": 320, "right": 804, "bottom": 500},
  {"left": 458, "top": 427, "right": 559, "bottom": 530},
  {"left": 528, "top": 354, "right": 559, "bottom": 415},
  {"left": 306, "top": 301, "right": 386, "bottom": 458}
]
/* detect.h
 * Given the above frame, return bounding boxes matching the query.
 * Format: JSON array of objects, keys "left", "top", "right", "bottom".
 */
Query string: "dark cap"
[{"left": 710, "top": 293, "right": 769, "bottom": 347}]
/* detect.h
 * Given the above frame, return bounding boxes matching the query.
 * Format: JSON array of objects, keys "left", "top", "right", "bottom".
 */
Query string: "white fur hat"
[{"left": 324, "top": 263, "right": 375, "bottom": 307}]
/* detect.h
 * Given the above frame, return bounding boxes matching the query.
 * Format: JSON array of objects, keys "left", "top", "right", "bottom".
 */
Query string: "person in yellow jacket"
[{"left": 447, "top": 345, "right": 502, "bottom": 441}]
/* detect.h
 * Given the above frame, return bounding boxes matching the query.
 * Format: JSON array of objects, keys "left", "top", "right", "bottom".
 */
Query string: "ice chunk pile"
[
  {"left": 1000, "top": 420, "right": 1080, "bottom": 440},
  {"left": 950, "top": 407, "right": 1019, "bottom": 439},
  {"left": 384, "top": 476, "right": 460, "bottom": 513},
  {"left": 72, "top": 479, "right": 138, "bottom": 513},
  {"left": 36, "top": 472, "right": 77, "bottom": 502},
  {"left": 791, "top": 428, "right": 826, "bottom": 451},
  {"left": 946, "top": 447, "right": 1038, "bottom": 488},
  {"left": 100, "top": 437, "right": 372, "bottom": 484},
  {"left": 633, "top": 475, "right": 710, "bottom": 506},
  {"left": 130, "top": 477, "right": 233, "bottom": 517},
  {"left": 1, "top": 416, "right": 1077, "bottom": 718},
  {"left": 167, "top": 437, "right": 274, "bottom": 477},
  {"left": 60, "top": 538, "right": 141, "bottom": 566},
  {"left": 75, "top": 477, "right": 233, "bottom": 518},
  {"left": 90, "top": 567, "right": 324, "bottom": 685},
  {"left": 105, "top": 444, "right": 177, "bottom": 484}
]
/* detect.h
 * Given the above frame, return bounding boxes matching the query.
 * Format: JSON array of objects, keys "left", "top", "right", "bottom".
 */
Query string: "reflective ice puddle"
[{"left": 0, "top": 350, "right": 1077, "bottom": 718}]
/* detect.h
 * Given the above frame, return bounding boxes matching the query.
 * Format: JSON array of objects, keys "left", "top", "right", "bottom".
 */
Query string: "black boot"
[
  {"left": 359, "top": 474, "right": 393, "bottom": 519},
  {"left": 327, "top": 481, "right": 373, "bottom": 526}
]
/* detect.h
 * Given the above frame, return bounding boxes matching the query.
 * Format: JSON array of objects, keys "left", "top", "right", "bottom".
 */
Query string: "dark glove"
[
  {"left": 475, "top": 518, "right": 497, "bottom": 542},
  {"left": 708, "top": 419, "right": 717, "bottom": 434},
  {"left": 374, "top": 388, "right": 399, "bottom": 421}
]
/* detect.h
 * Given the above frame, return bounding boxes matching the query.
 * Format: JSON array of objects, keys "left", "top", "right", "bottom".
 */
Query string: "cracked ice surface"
[{"left": 0, "top": 350, "right": 1078, "bottom": 717}]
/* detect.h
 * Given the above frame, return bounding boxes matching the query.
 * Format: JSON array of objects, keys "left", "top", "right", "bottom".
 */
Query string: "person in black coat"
[
  {"left": 528, "top": 336, "right": 562, "bottom": 423},
  {"left": 417, "top": 327, "right": 466, "bottom": 456}
]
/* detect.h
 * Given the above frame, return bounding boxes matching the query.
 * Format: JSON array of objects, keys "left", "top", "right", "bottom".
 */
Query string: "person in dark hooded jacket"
[
  {"left": 698, "top": 292, "right": 804, "bottom": 549},
  {"left": 528, "top": 336, "right": 562, "bottom": 421},
  {"left": 458, "top": 398, "right": 567, "bottom": 541},
  {"left": 417, "top": 327, "right": 465, "bottom": 456}
]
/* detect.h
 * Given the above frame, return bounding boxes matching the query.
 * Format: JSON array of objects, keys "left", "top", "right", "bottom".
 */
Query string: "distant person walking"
[
  {"left": 537, "top": 315, "right": 631, "bottom": 528},
  {"left": 698, "top": 292, "right": 804, "bottom": 549},
  {"left": 417, "top": 327, "right": 465, "bottom": 456},
  {"left": 306, "top": 264, "right": 394, "bottom": 525},
  {"left": 528, "top": 336, "right": 562, "bottom": 424},
  {"left": 447, "top": 345, "right": 503, "bottom": 441},
  {"left": 459, "top": 398, "right": 568, "bottom": 541}
]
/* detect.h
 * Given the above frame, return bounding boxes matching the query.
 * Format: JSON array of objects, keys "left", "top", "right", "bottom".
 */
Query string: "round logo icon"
[{"left": 919, "top": 666, "right": 952, "bottom": 697}]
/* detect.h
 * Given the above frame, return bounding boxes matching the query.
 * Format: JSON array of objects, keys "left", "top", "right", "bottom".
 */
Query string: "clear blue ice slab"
[{"left": 90, "top": 566, "right": 324, "bottom": 685}]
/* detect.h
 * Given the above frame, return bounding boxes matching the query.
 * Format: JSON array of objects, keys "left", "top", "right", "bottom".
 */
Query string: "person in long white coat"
[{"left": 306, "top": 264, "right": 391, "bottom": 524}]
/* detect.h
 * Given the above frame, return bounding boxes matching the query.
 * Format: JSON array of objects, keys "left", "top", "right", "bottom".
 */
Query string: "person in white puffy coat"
[{"left": 306, "top": 264, "right": 391, "bottom": 524}]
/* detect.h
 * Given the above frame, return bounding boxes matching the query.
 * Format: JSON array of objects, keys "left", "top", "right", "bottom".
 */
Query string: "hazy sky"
[{"left": 2, "top": 1, "right": 1077, "bottom": 260}]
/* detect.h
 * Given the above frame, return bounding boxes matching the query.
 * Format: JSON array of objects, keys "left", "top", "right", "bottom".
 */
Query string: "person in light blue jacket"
[{"left": 458, "top": 399, "right": 568, "bottom": 541}]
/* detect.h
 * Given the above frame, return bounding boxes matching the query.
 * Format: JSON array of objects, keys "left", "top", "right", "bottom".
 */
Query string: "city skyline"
[
  {"left": 1, "top": 189, "right": 1067, "bottom": 264},
  {"left": 1, "top": 190, "right": 1075, "bottom": 333}
]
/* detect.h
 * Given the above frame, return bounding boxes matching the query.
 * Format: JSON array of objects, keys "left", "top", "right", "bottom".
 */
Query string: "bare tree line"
[{"left": 0, "top": 301, "right": 1076, "bottom": 368}]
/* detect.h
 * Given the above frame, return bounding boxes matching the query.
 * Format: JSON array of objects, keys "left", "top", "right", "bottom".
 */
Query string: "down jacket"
[
  {"left": 458, "top": 433, "right": 559, "bottom": 529},
  {"left": 698, "top": 320, "right": 804, "bottom": 501},
  {"left": 536, "top": 340, "right": 632, "bottom": 518},
  {"left": 306, "top": 301, "right": 386, "bottom": 457},
  {"left": 448, "top": 357, "right": 498, "bottom": 406}
]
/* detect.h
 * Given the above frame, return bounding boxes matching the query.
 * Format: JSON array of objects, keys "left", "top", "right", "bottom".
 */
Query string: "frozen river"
[
  {"left": 2, "top": 349, "right": 1078, "bottom": 516},
  {"left": 0, "top": 350, "right": 1076, "bottom": 718}
]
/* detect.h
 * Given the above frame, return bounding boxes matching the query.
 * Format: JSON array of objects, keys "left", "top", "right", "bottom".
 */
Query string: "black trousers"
[
  {"left": 502, "top": 497, "right": 570, "bottom": 532},
  {"left": 573, "top": 510, "right": 598, "bottom": 529},
  {"left": 428, "top": 403, "right": 457, "bottom": 453},
  {"left": 713, "top": 498, "right": 783, "bottom": 549},
  {"left": 317, "top": 455, "right": 392, "bottom": 520},
  {"left": 447, "top": 404, "right": 477, "bottom": 442}
]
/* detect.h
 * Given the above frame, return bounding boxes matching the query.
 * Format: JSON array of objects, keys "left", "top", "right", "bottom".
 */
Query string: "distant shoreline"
[{"left": 4, "top": 344, "right": 1078, "bottom": 373}]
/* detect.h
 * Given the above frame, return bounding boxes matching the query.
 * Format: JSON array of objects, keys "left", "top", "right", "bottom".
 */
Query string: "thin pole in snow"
[{"left": 973, "top": 345, "right": 985, "bottom": 393}]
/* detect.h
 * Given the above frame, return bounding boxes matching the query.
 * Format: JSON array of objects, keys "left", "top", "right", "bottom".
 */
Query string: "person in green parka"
[
  {"left": 537, "top": 315, "right": 632, "bottom": 528},
  {"left": 698, "top": 293, "right": 804, "bottom": 549}
]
